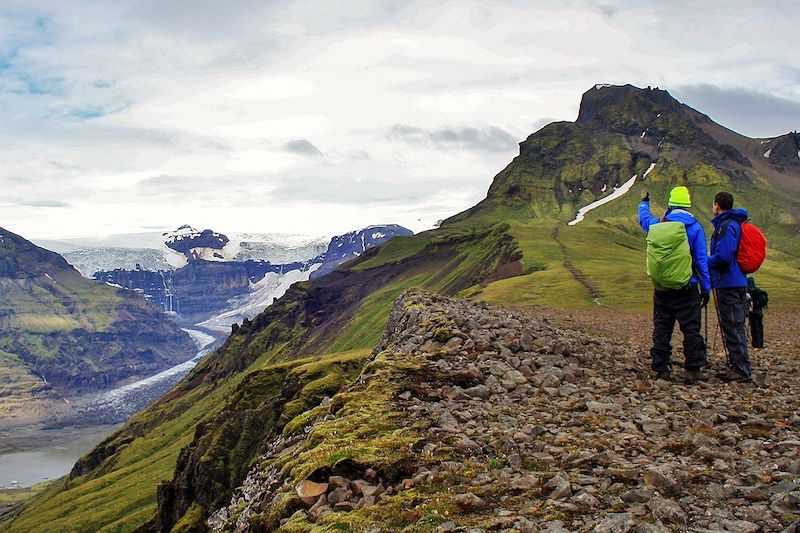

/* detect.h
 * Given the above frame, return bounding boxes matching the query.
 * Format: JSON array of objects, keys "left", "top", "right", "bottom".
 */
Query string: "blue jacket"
[
  {"left": 639, "top": 201, "right": 711, "bottom": 293},
  {"left": 709, "top": 208, "right": 749, "bottom": 289}
]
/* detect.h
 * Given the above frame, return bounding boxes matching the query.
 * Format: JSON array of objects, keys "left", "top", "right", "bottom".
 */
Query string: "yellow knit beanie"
[{"left": 668, "top": 186, "right": 691, "bottom": 208}]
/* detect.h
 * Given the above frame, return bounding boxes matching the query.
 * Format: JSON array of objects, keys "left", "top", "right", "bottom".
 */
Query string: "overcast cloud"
[{"left": 1, "top": 0, "right": 798, "bottom": 239}]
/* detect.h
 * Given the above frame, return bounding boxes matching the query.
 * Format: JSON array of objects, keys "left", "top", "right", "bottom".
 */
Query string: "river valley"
[{"left": 0, "top": 328, "right": 218, "bottom": 489}]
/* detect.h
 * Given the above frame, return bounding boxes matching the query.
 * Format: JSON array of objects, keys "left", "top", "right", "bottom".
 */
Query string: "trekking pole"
[
  {"left": 712, "top": 324, "right": 718, "bottom": 353},
  {"left": 712, "top": 289, "right": 732, "bottom": 369},
  {"left": 704, "top": 304, "right": 709, "bottom": 363}
]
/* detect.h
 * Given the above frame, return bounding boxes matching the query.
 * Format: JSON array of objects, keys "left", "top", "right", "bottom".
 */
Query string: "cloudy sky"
[{"left": 1, "top": 0, "right": 798, "bottom": 239}]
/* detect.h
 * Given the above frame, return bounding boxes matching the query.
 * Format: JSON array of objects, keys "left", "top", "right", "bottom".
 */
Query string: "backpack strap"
[{"left": 712, "top": 218, "right": 742, "bottom": 254}]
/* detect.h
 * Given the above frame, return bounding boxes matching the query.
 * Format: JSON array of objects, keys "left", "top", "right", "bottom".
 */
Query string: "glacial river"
[{"left": 0, "top": 328, "right": 218, "bottom": 489}]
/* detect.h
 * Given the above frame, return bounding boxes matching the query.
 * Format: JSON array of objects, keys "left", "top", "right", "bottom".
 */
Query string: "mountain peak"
[
  {"left": 761, "top": 131, "right": 800, "bottom": 167},
  {"left": 576, "top": 83, "right": 681, "bottom": 127},
  {"left": 0, "top": 226, "right": 76, "bottom": 277}
]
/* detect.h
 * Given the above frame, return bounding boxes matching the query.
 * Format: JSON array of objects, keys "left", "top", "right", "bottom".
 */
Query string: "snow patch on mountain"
[{"left": 568, "top": 165, "right": 652, "bottom": 226}]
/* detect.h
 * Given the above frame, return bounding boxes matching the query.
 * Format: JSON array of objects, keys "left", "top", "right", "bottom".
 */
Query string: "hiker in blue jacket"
[
  {"left": 638, "top": 186, "right": 711, "bottom": 384},
  {"left": 709, "top": 191, "right": 752, "bottom": 382}
]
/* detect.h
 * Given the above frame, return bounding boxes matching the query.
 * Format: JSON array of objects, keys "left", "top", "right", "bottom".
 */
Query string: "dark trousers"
[
  {"left": 651, "top": 283, "right": 707, "bottom": 372},
  {"left": 716, "top": 287, "right": 752, "bottom": 376},
  {"left": 749, "top": 312, "right": 764, "bottom": 348}
]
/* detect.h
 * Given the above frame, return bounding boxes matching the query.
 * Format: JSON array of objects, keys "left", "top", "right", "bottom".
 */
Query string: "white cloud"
[{"left": 1, "top": 0, "right": 798, "bottom": 239}]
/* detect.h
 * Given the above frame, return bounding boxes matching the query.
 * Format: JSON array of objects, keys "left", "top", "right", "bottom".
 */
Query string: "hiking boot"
[
  {"left": 654, "top": 370, "right": 671, "bottom": 381},
  {"left": 719, "top": 369, "right": 751, "bottom": 383},
  {"left": 684, "top": 369, "right": 704, "bottom": 385}
]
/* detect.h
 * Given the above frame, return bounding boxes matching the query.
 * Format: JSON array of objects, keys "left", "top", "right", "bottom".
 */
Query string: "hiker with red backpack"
[
  {"left": 709, "top": 191, "right": 765, "bottom": 382},
  {"left": 639, "top": 186, "right": 711, "bottom": 385}
]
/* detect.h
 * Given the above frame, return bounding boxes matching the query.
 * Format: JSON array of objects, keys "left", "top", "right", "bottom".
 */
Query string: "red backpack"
[{"left": 738, "top": 222, "right": 767, "bottom": 274}]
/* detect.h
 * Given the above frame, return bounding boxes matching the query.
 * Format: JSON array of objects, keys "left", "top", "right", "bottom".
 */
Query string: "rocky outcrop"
[
  {"left": 576, "top": 84, "right": 682, "bottom": 130},
  {"left": 763, "top": 132, "right": 800, "bottom": 170},
  {"left": 150, "top": 353, "right": 368, "bottom": 532},
  {"left": 201, "top": 290, "right": 799, "bottom": 532},
  {"left": 165, "top": 226, "right": 229, "bottom": 259}
]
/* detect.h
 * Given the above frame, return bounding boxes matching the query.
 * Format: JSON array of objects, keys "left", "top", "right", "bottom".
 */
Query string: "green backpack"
[{"left": 646, "top": 221, "right": 693, "bottom": 291}]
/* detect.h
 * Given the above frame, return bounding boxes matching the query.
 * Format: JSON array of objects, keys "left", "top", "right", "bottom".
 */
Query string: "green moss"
[
  {"left": 170, "top": 502, "right": 205, "bottom": 533},
  {"left": 779, "top": 514, "right": 800, "bottom": 526},
  {"left": 306, "top": 485, "right": 460, "bottom": 533},
  {"left": 279, "top": 351, "right": 369, "bottom": 426}
]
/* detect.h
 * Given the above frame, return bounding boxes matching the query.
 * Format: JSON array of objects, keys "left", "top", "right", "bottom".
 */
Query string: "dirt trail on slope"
[{"left": 551, "top": 226, "right": 602, "bottom": 305}]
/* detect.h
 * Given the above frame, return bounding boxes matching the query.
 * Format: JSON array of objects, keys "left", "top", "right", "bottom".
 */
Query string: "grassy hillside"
[
  {"left": 0, "top": 227, "right": 195, "bottom": 417},
  {"left": 5, "top": 84, "right": 800, "bottom": 532}
]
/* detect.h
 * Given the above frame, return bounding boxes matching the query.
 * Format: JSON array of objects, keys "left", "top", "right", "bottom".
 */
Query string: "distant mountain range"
[
  {"left": 7, "top": 84, "right": 800, "bottom": 532},
  {"left": 92, "top": 224, "right": 414, "bottom": 329},
  {"left": 37, "top": 229, "right": 330, "bottom": 276}
]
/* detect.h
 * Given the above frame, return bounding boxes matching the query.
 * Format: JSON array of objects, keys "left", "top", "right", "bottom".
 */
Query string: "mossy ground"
[{"left": 244, "top": 349, "right": 465, "bottom": 532}]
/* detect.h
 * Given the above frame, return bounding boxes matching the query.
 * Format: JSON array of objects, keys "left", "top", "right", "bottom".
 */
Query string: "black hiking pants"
[
  {"left": 651, "top": 283, "right": 707, "bottom": 372},
  {"left": 716, "top": 287, "right": 752, "bottom": 376},
  {"left": 749, "top": 312, "right": 764, "bottom": 348}
]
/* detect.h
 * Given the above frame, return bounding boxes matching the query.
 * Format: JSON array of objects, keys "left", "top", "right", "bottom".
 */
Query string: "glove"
[
  {"left": 642, "top": 191, "right": 650, "bottom": 202},
  {"left": 700, "top": 292, "right": 710, "bottom": 308}
]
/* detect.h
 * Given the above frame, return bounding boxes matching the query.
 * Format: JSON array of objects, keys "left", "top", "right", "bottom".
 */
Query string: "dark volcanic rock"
[
  {"left": 165, "top": 226, "right": 229, "bottom": 258},
  {"left": 576, "top": 84, "right": 682, "bottom": 131},
  {"left": 763, "top": 132, "right": 800, "bottom": 169}
]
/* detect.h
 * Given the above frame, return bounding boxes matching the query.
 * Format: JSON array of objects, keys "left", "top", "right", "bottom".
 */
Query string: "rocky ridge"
[{"left": 204, "top": 290, "right": 800, "bottom": 532}]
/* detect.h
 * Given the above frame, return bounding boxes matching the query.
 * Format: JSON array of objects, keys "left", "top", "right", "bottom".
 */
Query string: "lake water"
[
  {"left": 0, "top": 426, "right": 116, "bottom": 488},
  {"left": 0, "top": 328, "right": 219, "bottom": 489}
]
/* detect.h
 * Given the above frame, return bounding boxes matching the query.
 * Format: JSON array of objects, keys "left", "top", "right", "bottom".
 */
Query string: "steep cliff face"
[
  {"left": 95, "top": 260, "right": 312, "bottom": 319},
  {"left": 0, "top": 227, "right": 195, "bottom": 399},
  {"left": 93, "top": 268, "right": 176, "bottom": 311}
]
